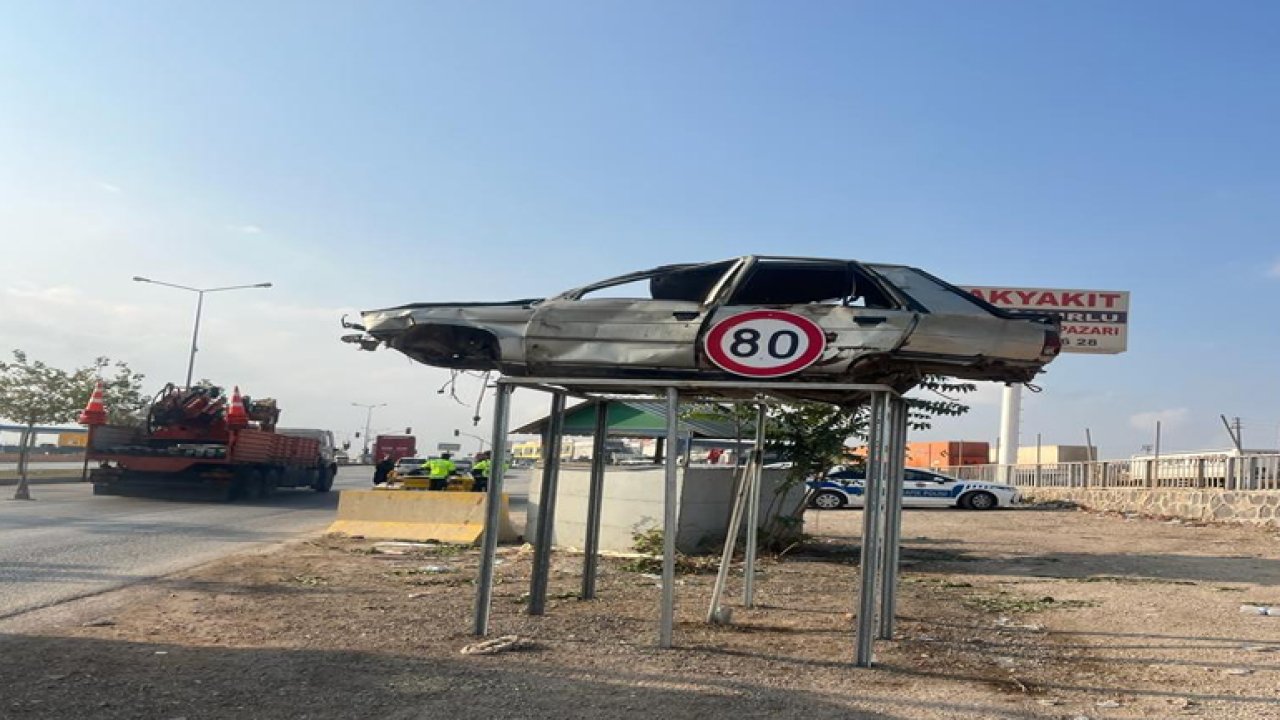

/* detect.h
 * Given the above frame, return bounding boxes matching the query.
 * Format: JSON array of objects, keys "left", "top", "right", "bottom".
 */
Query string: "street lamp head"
[
  {"left": 255, "top": 282, "right": 273, "bottom": 288},
  {"left": 133, "top": 276, "right": 150, "bottom": 283}
]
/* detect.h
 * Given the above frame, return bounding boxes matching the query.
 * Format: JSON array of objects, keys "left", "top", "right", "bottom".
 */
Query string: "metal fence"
[{"left": 939, "top": 454, "right": 1280, "bottom": 491}]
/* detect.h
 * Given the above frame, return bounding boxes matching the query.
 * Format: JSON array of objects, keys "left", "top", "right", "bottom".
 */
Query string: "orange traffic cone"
[
  {"left": 225, "top": 386, "right": 249, "bottom": 429},
  {"left": 77, "top": 381, "right": 109, "bottom": 425}
]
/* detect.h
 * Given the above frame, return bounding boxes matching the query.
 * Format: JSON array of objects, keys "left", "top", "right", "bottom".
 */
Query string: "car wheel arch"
[
  {"left": 810, "top": 489, "right": 847, "bottom": 509},
  {"left": 959, "top": 490, "right": 998, "bottom": 510}
]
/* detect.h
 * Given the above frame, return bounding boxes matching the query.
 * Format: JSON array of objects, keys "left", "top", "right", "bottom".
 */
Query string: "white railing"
[{"left": 940, "top": 454, "right": 1280, "bottom": 491}]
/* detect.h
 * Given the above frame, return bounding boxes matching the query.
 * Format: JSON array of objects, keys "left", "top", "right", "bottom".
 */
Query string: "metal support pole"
[
  {"left": 659, "top": 387, "right": 679, "bottom": 648},
  {"left": 472, "top": 384, "right": 513, "bottom": 636},
  {"left": 707, "top": 457, "right": 752, "bottom": 623},
  {"left": 743, "top": 405, "right": 766, "bottom": 607},
  {"left": 581, "top": 402, "right": 610, "bottom": 600},
  {"left": 1153, "top": 420, "right": 1162, "bottom": 487},
  {"left": 184, "top": 290, "right": 204, "bottom": 388},
  {"left": 878, "top": 397, "right": 908, "bottom": 640},
  {"left": 856, "top": 392, "right": 890, "bottom": 666},
  {"left": 528, "top": 391, "right": 566, "bottom": 616}
]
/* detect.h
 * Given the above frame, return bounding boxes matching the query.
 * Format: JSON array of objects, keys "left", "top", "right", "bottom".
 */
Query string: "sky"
[{"left": 1, "top": 1, "right": 1278, "bottom": 459}]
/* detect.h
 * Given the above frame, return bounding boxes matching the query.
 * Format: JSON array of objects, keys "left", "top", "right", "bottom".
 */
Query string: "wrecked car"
[{"left": 342, "top": 256, "right": 1060, "bottom": 400}]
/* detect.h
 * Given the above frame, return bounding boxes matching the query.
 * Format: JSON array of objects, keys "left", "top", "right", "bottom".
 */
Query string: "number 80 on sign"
[{"left": 703, "top": 310, "right": 827, "bottom": 378}]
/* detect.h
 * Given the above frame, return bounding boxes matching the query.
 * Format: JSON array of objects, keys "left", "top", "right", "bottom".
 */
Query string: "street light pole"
[
  {"left": 454, "top": 429, "right": 487, "bottom": 453},
  {"left": 133, "top": 277, "right": 273, "bottom": 387},
  {"left": 186, "top": 291, "right": 204, "bottom": 389},
  {"left": 353, "top": 402, "right": 387, "bottom": 463}
]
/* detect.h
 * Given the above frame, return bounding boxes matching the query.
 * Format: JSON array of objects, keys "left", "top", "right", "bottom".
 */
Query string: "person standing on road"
[
  {"left": 372, "top": 455, "right": 395, "bottom": 486},
  {"left": 471, "top": 451, "right": 491, "bottom": 493},
  {"left": 423, "top": 452, "right": 457, "bottom": 491}
]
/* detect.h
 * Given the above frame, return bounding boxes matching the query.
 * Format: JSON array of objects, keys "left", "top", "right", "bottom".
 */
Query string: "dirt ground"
[{"left": 2, "top": 503, "right": 1279, "bottom": 720}]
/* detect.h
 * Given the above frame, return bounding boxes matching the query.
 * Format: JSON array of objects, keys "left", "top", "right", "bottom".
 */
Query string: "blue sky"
[{"left": 1, "top": 1, "right": 1277, "bottom": 456}]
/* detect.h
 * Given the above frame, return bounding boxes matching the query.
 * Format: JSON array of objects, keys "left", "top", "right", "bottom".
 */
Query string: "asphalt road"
[{"left": 0, "top": 466, "right": 532, "bottom": 622}]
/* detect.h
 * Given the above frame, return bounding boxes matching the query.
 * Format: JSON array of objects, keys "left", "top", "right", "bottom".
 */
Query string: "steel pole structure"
[
  {"left": 742, "top": 404, "right": 767, "bottom": 608},
  {"left": 659, "top": 387, "right": 679, "bottom": 648},
  {"left": 455, "top": 430, "right": 488, "bottom": 452},
  {"left": 877, "top": 397, "right": 909, "bottom": 640},
  {"left": 580, "top": 401, "right": 610, "bottom": 600},
  {"left": 473, "top": 384, "right": 513, "bottom": 636},
  {"left": 706, "top": 453, "right": 751, "bottom": 623},
  {"left": 132, "top": 277, "right": 271, "bottom": 388},
  {"left": 352, "top": 402, "right": 385, "bottom": 463},
  {"left": 184, "top": 291, "right": 204, "bottom": 388},
  {"left": 856, "top": 392, "right": 890, "bottom": 667},
  {"left": 528, "top": 391, "right": 566, "bottom": 616},
  {"left": 998, "top": 383, "right": 1022, "bottom": 482}
]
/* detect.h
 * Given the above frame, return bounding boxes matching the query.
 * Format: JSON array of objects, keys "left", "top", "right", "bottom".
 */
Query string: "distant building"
[
  {"left": 849, "top": 441, "right": 989, "bottom": 468},
  {"left": 985, "top": 445, "right": 1096, "bottom": 464}
]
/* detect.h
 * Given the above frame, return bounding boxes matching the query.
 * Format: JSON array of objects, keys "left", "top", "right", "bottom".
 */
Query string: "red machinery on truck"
[
  {"left": 373, "top": 434, "right": 417, "bottom": 463},
  {"left": 82, "top": 382, "right": 336, "bottom": 500}
]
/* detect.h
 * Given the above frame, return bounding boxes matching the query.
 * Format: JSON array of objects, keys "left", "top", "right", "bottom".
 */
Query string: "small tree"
[
  {"left": 0, "top": 351, "right": 146, "bottom": 500},
  {"left": 688, "top": 375, "right": 976, "bottom": 549}
]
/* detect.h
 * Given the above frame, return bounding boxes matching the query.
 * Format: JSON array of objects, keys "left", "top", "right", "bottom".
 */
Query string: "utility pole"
[
  {"left": 1220, "top": 414, "right": 1244, "bottom": 453},
  {"left": 133, "top": 277, "right": 272, "bottom": 387},
  {"left": 352, "top": 402, "right": 386, "bottom": 463}
]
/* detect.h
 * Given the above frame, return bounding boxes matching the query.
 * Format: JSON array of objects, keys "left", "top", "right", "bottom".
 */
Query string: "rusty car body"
[{"left": 343, "top": 256, "right": 1061, "bottom": 402}]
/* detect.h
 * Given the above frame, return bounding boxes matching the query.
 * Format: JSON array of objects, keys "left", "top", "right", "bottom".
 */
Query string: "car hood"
[
  {"left": 372, "top": 299, "right": 543, "bottom": 312},
  {"left": 357, "top": 299, "right": 542, "bottom": 337}
]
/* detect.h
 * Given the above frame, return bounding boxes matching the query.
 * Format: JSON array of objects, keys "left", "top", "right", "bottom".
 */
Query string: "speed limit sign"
[{"left": 703, "top": 310, "right": 826, "bottom": 378}]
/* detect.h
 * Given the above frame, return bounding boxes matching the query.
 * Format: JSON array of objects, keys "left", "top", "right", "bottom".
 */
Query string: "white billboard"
[{"left": 963, "top": 286, "right": 1130, "bottom": 354}]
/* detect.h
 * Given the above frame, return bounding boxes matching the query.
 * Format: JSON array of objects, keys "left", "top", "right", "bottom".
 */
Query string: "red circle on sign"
[{"left": 703, "top": 310, "right": 827, "bottom": 378}]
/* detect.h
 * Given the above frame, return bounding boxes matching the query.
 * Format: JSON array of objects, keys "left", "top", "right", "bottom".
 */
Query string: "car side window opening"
[
  {"left": 575, "top": 277, "right": 654, "bottom": 300},
  {"left": 574, "top": 261, "right": 736, "bottom": 302},
  {"left": 729, "top": 261, "right": 855, "bottom": 306},
  {"left": 868, "top": 265, "right": 994, "bottom": 317},
  {"left": 849, "top": 267, "right": 896, "bottom": 309}
]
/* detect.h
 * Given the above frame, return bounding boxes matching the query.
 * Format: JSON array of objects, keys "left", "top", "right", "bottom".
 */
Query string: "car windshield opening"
[
  {"left": 868, "top": 265, "right": 995, "bottom": 317},
  {"left": 730, "top": 261, "right": 853, "bottom": 305}
]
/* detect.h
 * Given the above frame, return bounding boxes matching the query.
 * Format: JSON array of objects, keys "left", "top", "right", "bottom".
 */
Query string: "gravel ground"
[{"left": 1, "top": 503, "right": 1278, "bottom": 720}]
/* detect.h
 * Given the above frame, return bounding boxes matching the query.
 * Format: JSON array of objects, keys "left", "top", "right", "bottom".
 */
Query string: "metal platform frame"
[{"left": 471, "top": 376, "right": 909, "bottom": 667}]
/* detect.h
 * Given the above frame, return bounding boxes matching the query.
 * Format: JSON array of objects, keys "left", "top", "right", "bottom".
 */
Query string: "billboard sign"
[{"left": 963, "top": 286, "right": 1130, "bottom": 354}]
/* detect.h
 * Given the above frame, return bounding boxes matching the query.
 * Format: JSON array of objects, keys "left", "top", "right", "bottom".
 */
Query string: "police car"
[{"left": 807, "top": 467, "right": 1019, "bottom": 510}]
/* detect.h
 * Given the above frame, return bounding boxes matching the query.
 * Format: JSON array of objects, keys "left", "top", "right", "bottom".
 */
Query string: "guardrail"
[{"left": 939, "top": 454, "right": 1280, "bottom": 491}]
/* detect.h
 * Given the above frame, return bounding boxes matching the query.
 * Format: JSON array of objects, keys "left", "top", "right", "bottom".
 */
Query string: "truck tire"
[
  {"left": 261, "top": 469, "right": 280, "bottom": 498},
  {"left": 239, "top": 470, "right": 265, "bottom": 501},
  {"left": 312, "top": 466, "right": 334, "bottom": 493}
]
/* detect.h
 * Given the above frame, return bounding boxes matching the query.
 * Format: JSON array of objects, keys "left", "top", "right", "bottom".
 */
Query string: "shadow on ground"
[{"left": 0, "top": 633, "right": 1029, "bottom": 720}]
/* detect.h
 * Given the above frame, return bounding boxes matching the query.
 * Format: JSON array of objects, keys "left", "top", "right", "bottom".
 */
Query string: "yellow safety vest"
[{"left": 424, "top": 458, "right": 456, "bottom": 479}]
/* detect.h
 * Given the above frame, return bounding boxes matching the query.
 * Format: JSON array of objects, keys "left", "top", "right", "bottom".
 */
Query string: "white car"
[
  {"left": 343, "top": 256, "right": 1061, "bottom": 404},
  {"left": 807, "top": 468, "right": 1019, "bottom": 510}
]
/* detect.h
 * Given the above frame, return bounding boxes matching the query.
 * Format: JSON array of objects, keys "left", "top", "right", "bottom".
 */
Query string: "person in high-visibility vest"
[
  {"left": 421, "top": 453, "right": 457, "bottom": 491},
  {"left": 471, "top": 452, "right": 492, "bottom": 493}
]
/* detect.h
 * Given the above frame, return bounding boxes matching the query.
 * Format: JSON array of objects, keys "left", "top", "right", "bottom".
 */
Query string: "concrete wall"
[
  {"left": 1025, "top": 487, "right": 1280, "bottom": 527},
  {"left": 524, "top": 464, "right": 802, "bottom": 554}
]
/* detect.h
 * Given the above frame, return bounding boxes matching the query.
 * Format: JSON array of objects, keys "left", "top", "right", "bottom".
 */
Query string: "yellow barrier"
[{"left": 326, "top": 489, "right": 518, "bottom": 545}]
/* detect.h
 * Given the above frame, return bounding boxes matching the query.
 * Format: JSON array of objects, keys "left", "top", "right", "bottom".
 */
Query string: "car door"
[
  {"left": 525, "top": 261, "right": 739, "bottom": 373},
  {"left": 903, "top": 469, "right": 955, "bottom": 507},
  {"left": 825, "top": 469, "right": 866, "bottom": 506},
  {"left": 701, "top": 259, "right": 917, "bottom": 376}
]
